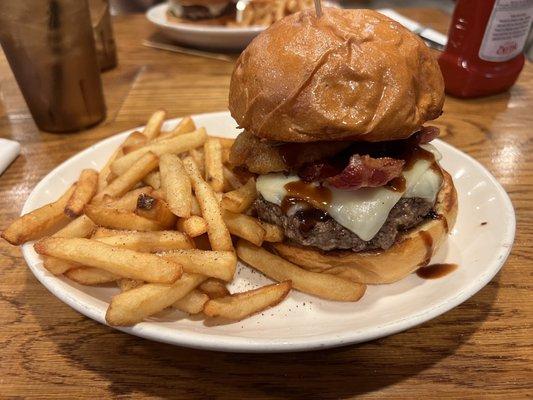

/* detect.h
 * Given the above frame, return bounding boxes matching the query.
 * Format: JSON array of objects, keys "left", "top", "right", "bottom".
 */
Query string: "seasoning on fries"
[{"left": 2, "top": 112, "right": 370, "bottom": 329}]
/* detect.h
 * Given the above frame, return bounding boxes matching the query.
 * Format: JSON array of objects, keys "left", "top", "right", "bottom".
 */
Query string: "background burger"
[
  {"left": 228, "top": 8, "right": 458, "bottom": 284},
  {"left": 168, "top": 0, "right": 234, "bottom": 21}
]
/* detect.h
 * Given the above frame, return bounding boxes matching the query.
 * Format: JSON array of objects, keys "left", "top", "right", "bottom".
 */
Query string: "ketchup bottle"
[{"left": 438, "top": 0, "right": 533, "bottom": 98}]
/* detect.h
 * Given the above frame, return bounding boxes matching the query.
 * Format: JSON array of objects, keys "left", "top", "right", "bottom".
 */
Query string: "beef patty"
[{"left": 255, "top": 196, "right": 433, "bottom": 252}]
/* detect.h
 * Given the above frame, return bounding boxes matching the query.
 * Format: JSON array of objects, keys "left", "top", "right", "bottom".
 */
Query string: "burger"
[
  {"left": 228, "top": 8, "right": 458, "bottom": 284},
  {"left": 168, "top": 0, "right": 234, "bottom": 21}
]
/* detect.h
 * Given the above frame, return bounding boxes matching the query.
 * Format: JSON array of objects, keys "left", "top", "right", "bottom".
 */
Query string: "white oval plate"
[
  {"left": 146, "top": 3, "right": 264, "bottom": 51},
  {"left": 21, "top": 111, "right": 515, "bottom": 353}
]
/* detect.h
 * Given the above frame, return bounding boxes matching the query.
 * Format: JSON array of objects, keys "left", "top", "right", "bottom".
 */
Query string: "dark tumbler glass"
[{"left": 0, "top": 0, "right": 106, "bottom": 132}]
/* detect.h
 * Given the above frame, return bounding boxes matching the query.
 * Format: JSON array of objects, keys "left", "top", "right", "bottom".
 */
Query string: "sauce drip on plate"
[{"left": 416, "top": 263, "right": 458, "bottom": 279}]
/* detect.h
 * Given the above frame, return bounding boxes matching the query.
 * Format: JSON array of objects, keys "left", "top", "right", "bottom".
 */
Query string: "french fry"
[
  {"left": 106, "top": 273, "right": 207, "bottom": 326},
  {"left": 95, "top": 231, "right": 194, "bottom": 252},
  {"left": 97, "top": 147, "right": 122, "bottom": 193},
  {"left": 92, "top": 227, "right": 134, "bottom": 238},
  {"left": 159, "top": 154, "right": 192, "bottom": 218},
  {"left": 210, "top": 136, "right": 235, "bottom": 148},
  {"left": 223, "top": 166, "right": 243, "bottom": 190},
  {"left": 183, "top": 157, "right": 233, "bottom": 251},
  {"left": 260, "top": 221, "right": 284, "bottom": 242},
  {"left": 93, "top": 152, "right": 159, "bottom": 203},
  {"left": 43, "top": 257, "right": 81, "bottom": 275},
  {"left": 171, "top": 116, "right": 196, "bottom": 134},
  {"left": 161, "top": 249, "right": 236, "bottom": 281},
  {"left": 176, "top": 216, "right": 207, "bottom": 237},
  {"left": 142, "top": 110, "right": 166, "bottom": 140},
  {"left": 121, "top": 131, "right": 148, "bottom": 154},
  {"left": 236, "top": 240, "right": 366, "bottom": 302},
  {"left": 143, "top": 171, "right": 161, "bottom": 189},
  {"left": 135, "top": 194, "right": 177, "bottom": 229},
  {"left": 154, "top": 116, "right": 196, "bottom": 142},
  {"left": 2, "top": 185, "right": 75, "bottom": 245},
  {"left": 204, "top": 138, "right": 224, "bottom": 192},
  {"left": 64, "top": 169, "right": 99, "bottom": 217},
  {"left": 65, "top": 267, "right": 120, "bottom": 285},
  {"left": 221, "top": 178, "right": 256, "bottom": 213},
  {"left": 106, "top": 172, "right": 118, "bottom": 184},
  {"left": 199, "top": 279, "right": 230, "bottom": 299},
  {"left": 54, "top": 215, "right": 96, "bottom": 238},
  {"left": 117, "top": 278, "right": 144, "bottom": 292},
  {"left": 189, "top": 148, "right": 205, "bottom": 177},
  {"left": 173, "top": 289, "right": 209, "bottom": 314},
  {"left": 191, "top": 196, "right": 201, "bottom": 216},
  {"left": 203, "top": 281, "right": 291, "bottom": 320},
  {"left": 41, "top": 215, "right": 97, "bottom": 275},
  {"left": 104, "top": 186, "right": 153, "bottom": 211},
  {"left": 222, "top": 210, "right": 265, "bottom": 246},
  {"left": 111, "top": 128, "right": 207, "bottom": 176},
  {"left": 34, "top": 238, "right": 182, "bottom": 283},
  {"left": 85, "top": 204, "right": 165, "bottom": 231}
]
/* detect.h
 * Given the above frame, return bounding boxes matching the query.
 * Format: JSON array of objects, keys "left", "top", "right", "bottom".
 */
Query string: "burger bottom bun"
[{"left": 273, "top": 169, "right": 457, "bottom": 285}]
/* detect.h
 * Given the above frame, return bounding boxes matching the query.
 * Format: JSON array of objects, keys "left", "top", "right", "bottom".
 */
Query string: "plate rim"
[{"left": 20, "top": 110, "right": 516, "bottom": 353}]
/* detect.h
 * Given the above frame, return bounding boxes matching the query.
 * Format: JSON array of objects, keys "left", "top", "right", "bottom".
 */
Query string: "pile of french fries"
[
  {"left": 231, "top": 0, "right": 314, "bottom": 27},
  {"left": 2, "top": 110, "right": 365, "bottom": 326}
]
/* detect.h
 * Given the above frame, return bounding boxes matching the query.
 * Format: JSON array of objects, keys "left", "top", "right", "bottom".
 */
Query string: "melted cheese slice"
[{"left": 256, "top": 145, "right": 443, "bottom": 241}]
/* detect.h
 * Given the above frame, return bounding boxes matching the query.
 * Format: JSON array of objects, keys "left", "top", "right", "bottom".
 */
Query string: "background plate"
[
  {"left": 21, "top": 111, "right": 515, "bottom": 353},
  {"left": 146, "top": 3, "right": 264, "bottom": 51}
]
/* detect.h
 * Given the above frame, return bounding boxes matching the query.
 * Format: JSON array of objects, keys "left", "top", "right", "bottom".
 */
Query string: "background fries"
[{"left": 2, "top": 113, "right": 370, "bottom": 329}]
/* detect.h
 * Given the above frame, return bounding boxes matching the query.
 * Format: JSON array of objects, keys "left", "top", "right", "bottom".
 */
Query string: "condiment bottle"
[{"left": 438, "top": 0, "right": 533, "bottom": 98}]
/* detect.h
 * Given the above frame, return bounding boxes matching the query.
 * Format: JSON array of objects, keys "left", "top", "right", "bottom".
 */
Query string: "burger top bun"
[{"left": 229, "top": 8, "right": 445, "bottom": 143}]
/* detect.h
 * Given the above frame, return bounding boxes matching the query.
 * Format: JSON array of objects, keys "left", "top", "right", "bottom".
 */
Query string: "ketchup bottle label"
[{"left": 479, "top": 0, "right": 533, "bottom": 62}]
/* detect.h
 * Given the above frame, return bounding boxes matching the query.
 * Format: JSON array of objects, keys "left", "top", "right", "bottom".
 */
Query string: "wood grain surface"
[{"left": 0, "top": 9, "right": 531, "bottom": 399}]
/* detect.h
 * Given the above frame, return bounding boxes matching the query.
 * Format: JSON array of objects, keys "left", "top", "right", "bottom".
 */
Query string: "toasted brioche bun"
[
  {"left": 229, "top": 8, "right": 444, "bottom": 143},
  {"left": 273, "top": 168, "right": 457, "bottom": 284}
]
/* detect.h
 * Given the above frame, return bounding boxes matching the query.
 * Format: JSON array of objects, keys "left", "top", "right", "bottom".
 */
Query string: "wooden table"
[{"left": 0, "top": 9, "right": 531, "bottom": 399}]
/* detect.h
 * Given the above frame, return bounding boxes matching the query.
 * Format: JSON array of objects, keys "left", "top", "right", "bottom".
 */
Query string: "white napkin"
[
  {"left": 378, "top": 9, "right": 448, "bottom": 47},
  {"left": 0, "top": 139, "right": 21, "bottom": 175}
]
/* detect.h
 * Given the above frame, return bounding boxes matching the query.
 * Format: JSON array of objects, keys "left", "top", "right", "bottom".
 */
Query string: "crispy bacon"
[
  {"left": 298, "top": 161, "right": 340, "bottom": 183},
  {"left": 299, "top": 155, "right": 404, "bottom": 190},
  {"left": 326, "top": 155, "right": 405, "bottom": 190}
]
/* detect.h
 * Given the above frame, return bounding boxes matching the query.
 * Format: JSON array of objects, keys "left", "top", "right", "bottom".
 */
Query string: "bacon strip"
[
  {"left": 299, "top": 155, "right": 404, "bottom": 190},
  {"left": 326, "top": 155, "right": 404, "bottom": 190},
  {"left": 297, "top": 126, "right": 439, "bottom": 190}
]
